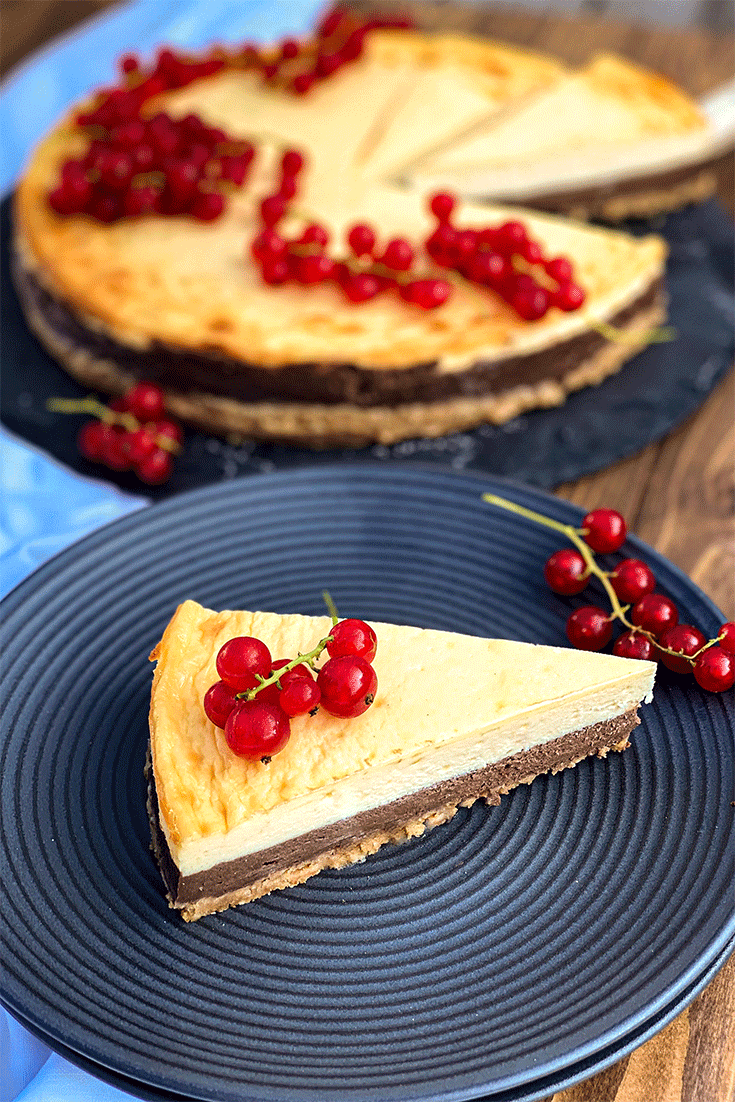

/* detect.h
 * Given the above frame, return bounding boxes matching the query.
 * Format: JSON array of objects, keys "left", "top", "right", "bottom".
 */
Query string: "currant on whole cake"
[
  {"left": 14, "top": 15, "right": 674, "bottom": 448},
  {"left": 148, "top": 600, "right": 656, "bottom": 920}
]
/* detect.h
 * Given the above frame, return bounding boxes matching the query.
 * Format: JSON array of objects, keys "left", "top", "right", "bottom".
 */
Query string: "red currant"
[
  {"left": 260, "top": 195, "right": 286, "bottom": 226},
  {"left": 77, "top": 421, "right": 107, "bottom": 461},
  {"left": 224, "top": 700, "right": 291, "bottom": 759},
  {"left": 261, "top": 257, "right": 290, "bottom": 285},
  {"left": 693, "top": 647, "right": 735, "bottom": 692},
  {"left": 519, "top": 238, "right": 544, "bottom": 264},
  {"left": 280, "top": 39, "right": 300, "bottom": 61},
  {"left": 100, "top": 428, "right": 131, "bottom": 471},
  {"left": 136, "top": 447, "right": 174, "bottom": 485},
  {"left": 342, "top": 273, "right": 381, "bottom": 303},
  {"left": 203, "top": 679, "right": 239, "bottom": 728},
  {"left": 216, "top": 636, "right": 272, "bottom": 692},
  {"left": 281, "top": 149, "right": 304, "bottom": 176},
  {"left": 552, "top": 282, "right": 586, "bottom": 312},
  {"left": 347, "top": 223, "right": 376, "bottom": 257},
  {"left": 610, "top": 559, "right": 656, "bottom": 603},
  {"left": 125, "top": 427, "right": 158, "bottom": 465},
  {"left": 123, "top": 185, "right": 159, "bottom": 218},
  {"left": 545, "top": 256, "right": 573, "bottom": 283},
  {"left": 566, "top": 606, "right": 613, "bottom": 651},
  {"left": 657, "top": 624, "right": 706, "bottom": 673},
  {"left": 429, "top": 192, "right": 456, "bottom": 222},
  {"left": 297, "top": 223, "right": 329, "bottom": 248},
  {"left": 292, "top": 71, "right": 316, "bottom": 95},
  {"left": 543, "top": 549, "right": 588, "bottom": 595},
  {"left": 120, "top": 53, "right": 140, "bottom": 75},
  {"left": 717, "top": 622, "right": 735, "bottom": 654},
  {"left": 380, "top": 238, "right": 414, "bottom": 271},
  {"left": 467, "top": 251, "right": 509, "bottom": 286},
  {"left": 277, "top": 174, "right": 298, "bottom": 201},
  {"left": 326, "top": 618, "right": 378, "bottom": 662},
  {"left": 190, "top": 190, "right": 225, "bottom": 221},
  {"left": 496, "top": 220, "right": 528, "bottom": 254},
  {"left": 317, "top": 656, "right": 378, "bottom": 717},
  {"left": 279, "top": 677, "right": 321, "bottom": 717},
  {"left": 128, "top": 381, "right": 165, "bottom": 422},
  {"left": 613, "top": 631, "right": 655, "bottom": 661},
  {"left": 154, "top": 419, "right": 184, "bottom": 446},
  {"left": 630, "top": 594, "right": 679, "bottom": 637},
  {"left": 581, "top": 509, "right": 627, "bottom": 553},
  {"left": 296, "top": 253, "right": 336, "bottom": 284},
  {"left": 401, "top": 279, "right": 451, "bottom": 309},
  {"left": 511, "top": 286, "right": 549, "bottom": 322}
]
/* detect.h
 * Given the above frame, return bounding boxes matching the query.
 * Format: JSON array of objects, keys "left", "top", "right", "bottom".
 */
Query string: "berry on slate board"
[{"left": 48, "top": 382, "right": 183, "bottom": 485}]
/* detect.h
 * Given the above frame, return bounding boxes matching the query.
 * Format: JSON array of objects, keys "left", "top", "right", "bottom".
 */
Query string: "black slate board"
[{"left": 2, "top": 195, "right": 733, "bottom": 497}]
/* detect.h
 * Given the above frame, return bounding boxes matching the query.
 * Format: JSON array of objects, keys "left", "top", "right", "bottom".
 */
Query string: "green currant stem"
[
  {"left": 46, "top": 395, "right": 180, "bottom": 454},
  {"left": 481, "top": 492, "right": 710, "bottom": 664},
  {"left": 588, "top": 320, "right": 676, "bottom": 346},
  {"left": 322, "top": 590, "right": 339, "bottom": 626},
  {"left": 239, "top": 592, "right": 340, "bottom": 701}
]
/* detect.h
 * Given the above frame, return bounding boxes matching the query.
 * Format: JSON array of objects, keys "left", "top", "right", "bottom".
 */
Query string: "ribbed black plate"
[{"left": 1, "top": 464, "right": 733, "bottom": 1102}]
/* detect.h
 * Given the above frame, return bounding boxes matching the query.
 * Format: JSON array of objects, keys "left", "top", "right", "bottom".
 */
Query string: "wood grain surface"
[{"left": 2, "top": 4, "right": 733, "bottom": 1101}]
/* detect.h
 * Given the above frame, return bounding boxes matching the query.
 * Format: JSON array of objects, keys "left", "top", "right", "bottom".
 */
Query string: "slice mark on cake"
[
  {"left": 407, "top": 54, "right": 722, "bottom": 220},
  {"left": 148, "top": 601, "right": 656, "bottom": 920}
]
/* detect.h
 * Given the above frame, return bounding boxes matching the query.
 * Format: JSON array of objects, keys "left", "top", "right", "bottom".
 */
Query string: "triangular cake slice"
[
  {"left": 148, "top": 600, "right": 656, "bottom": 921},
  {"left": 408, "top": 54, "right": 719, "bottom": 220}
]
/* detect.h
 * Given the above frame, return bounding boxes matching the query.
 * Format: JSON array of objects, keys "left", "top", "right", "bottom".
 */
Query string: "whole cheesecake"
[
  {"left": 148, "top": 601, "right": 656, "bottom": 921},
  {"left": 13, "top": 22, "right": 673, "bottom": 447}
]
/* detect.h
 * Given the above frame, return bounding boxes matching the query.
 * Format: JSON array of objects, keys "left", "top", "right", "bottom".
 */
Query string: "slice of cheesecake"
[
  {"left": 148, "top": 600, "right": 656, "bottom": 921},
  {"left": 408, "top": 54, "right": 720, "bottom": 221}
]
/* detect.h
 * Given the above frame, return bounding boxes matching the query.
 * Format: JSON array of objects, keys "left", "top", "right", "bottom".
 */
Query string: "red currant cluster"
[
  {"left": 251, "top": 4, "right": 412, "bottom": 95},
  {"left": 49, "top": 104, "right": 254, "bottom": 223},
  {"left": 203, "top": 615, "right": 379, "bottom": 761},
  {"left": 48, "top": 382, "right": 182, "bottom": 484},
  {"left": 426, "top": 192, "right": 585, "bottom": 321},
  {"left": 530, "top": 505, "right": 734, "bottom": 692}
]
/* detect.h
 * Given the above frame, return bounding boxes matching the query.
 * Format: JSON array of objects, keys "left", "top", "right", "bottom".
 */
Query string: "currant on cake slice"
[{"left": 148, "top": 600, "right": 656, "bottom": 921}]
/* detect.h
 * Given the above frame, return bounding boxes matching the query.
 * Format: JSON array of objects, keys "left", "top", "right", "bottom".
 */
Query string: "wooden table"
[{"left": 2, "top": 4, "right": 733, "bottom": 1101}]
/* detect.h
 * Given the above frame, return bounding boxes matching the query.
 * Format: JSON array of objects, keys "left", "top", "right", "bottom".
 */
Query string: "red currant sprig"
[
  {"left": 203, "top": 593, "right": 379, "bottom": 761},
  {"left": 250, "top": 173, "right": 453, "bottom": 309},
  {"left": 47, "top": 382, "right": 182, "bottom": 484},
  {"left": 425, "top": 192, "right": 587, "bottom": 322},
  {"left": 482, "top": 493, "right": 735, "bottom": 693},
  {"left": 50, "top": 94, "right": 255, "bottom": 223}
]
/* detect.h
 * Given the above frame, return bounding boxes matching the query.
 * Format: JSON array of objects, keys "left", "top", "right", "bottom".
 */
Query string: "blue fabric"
[{"left": 1, "top": 2, "right": 324, "bottom": 1097}]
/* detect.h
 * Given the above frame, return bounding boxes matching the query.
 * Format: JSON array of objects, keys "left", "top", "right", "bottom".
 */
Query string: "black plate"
[
  {"left": 1, "top": 197, "right": 733, "bottom": 496},
  {"left": 1, "top": 464, "right": 733, "bottom": 1102}
]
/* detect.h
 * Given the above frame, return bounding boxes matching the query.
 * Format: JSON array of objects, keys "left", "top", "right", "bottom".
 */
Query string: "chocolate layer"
[
  {"left": 13, "top": 249, "right": 661, "bottom": 408},
  {"left": 149, "top": 708, "right": 639, "bottom": 910}
]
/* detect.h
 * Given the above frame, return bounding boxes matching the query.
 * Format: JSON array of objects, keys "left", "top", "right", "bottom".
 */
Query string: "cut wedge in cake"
[
  {"left": 147, "top": 600, "right": 656, "bottom": 921},
  {"left": 407, "top": 54, "right": 731, "bottom": 221}
]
